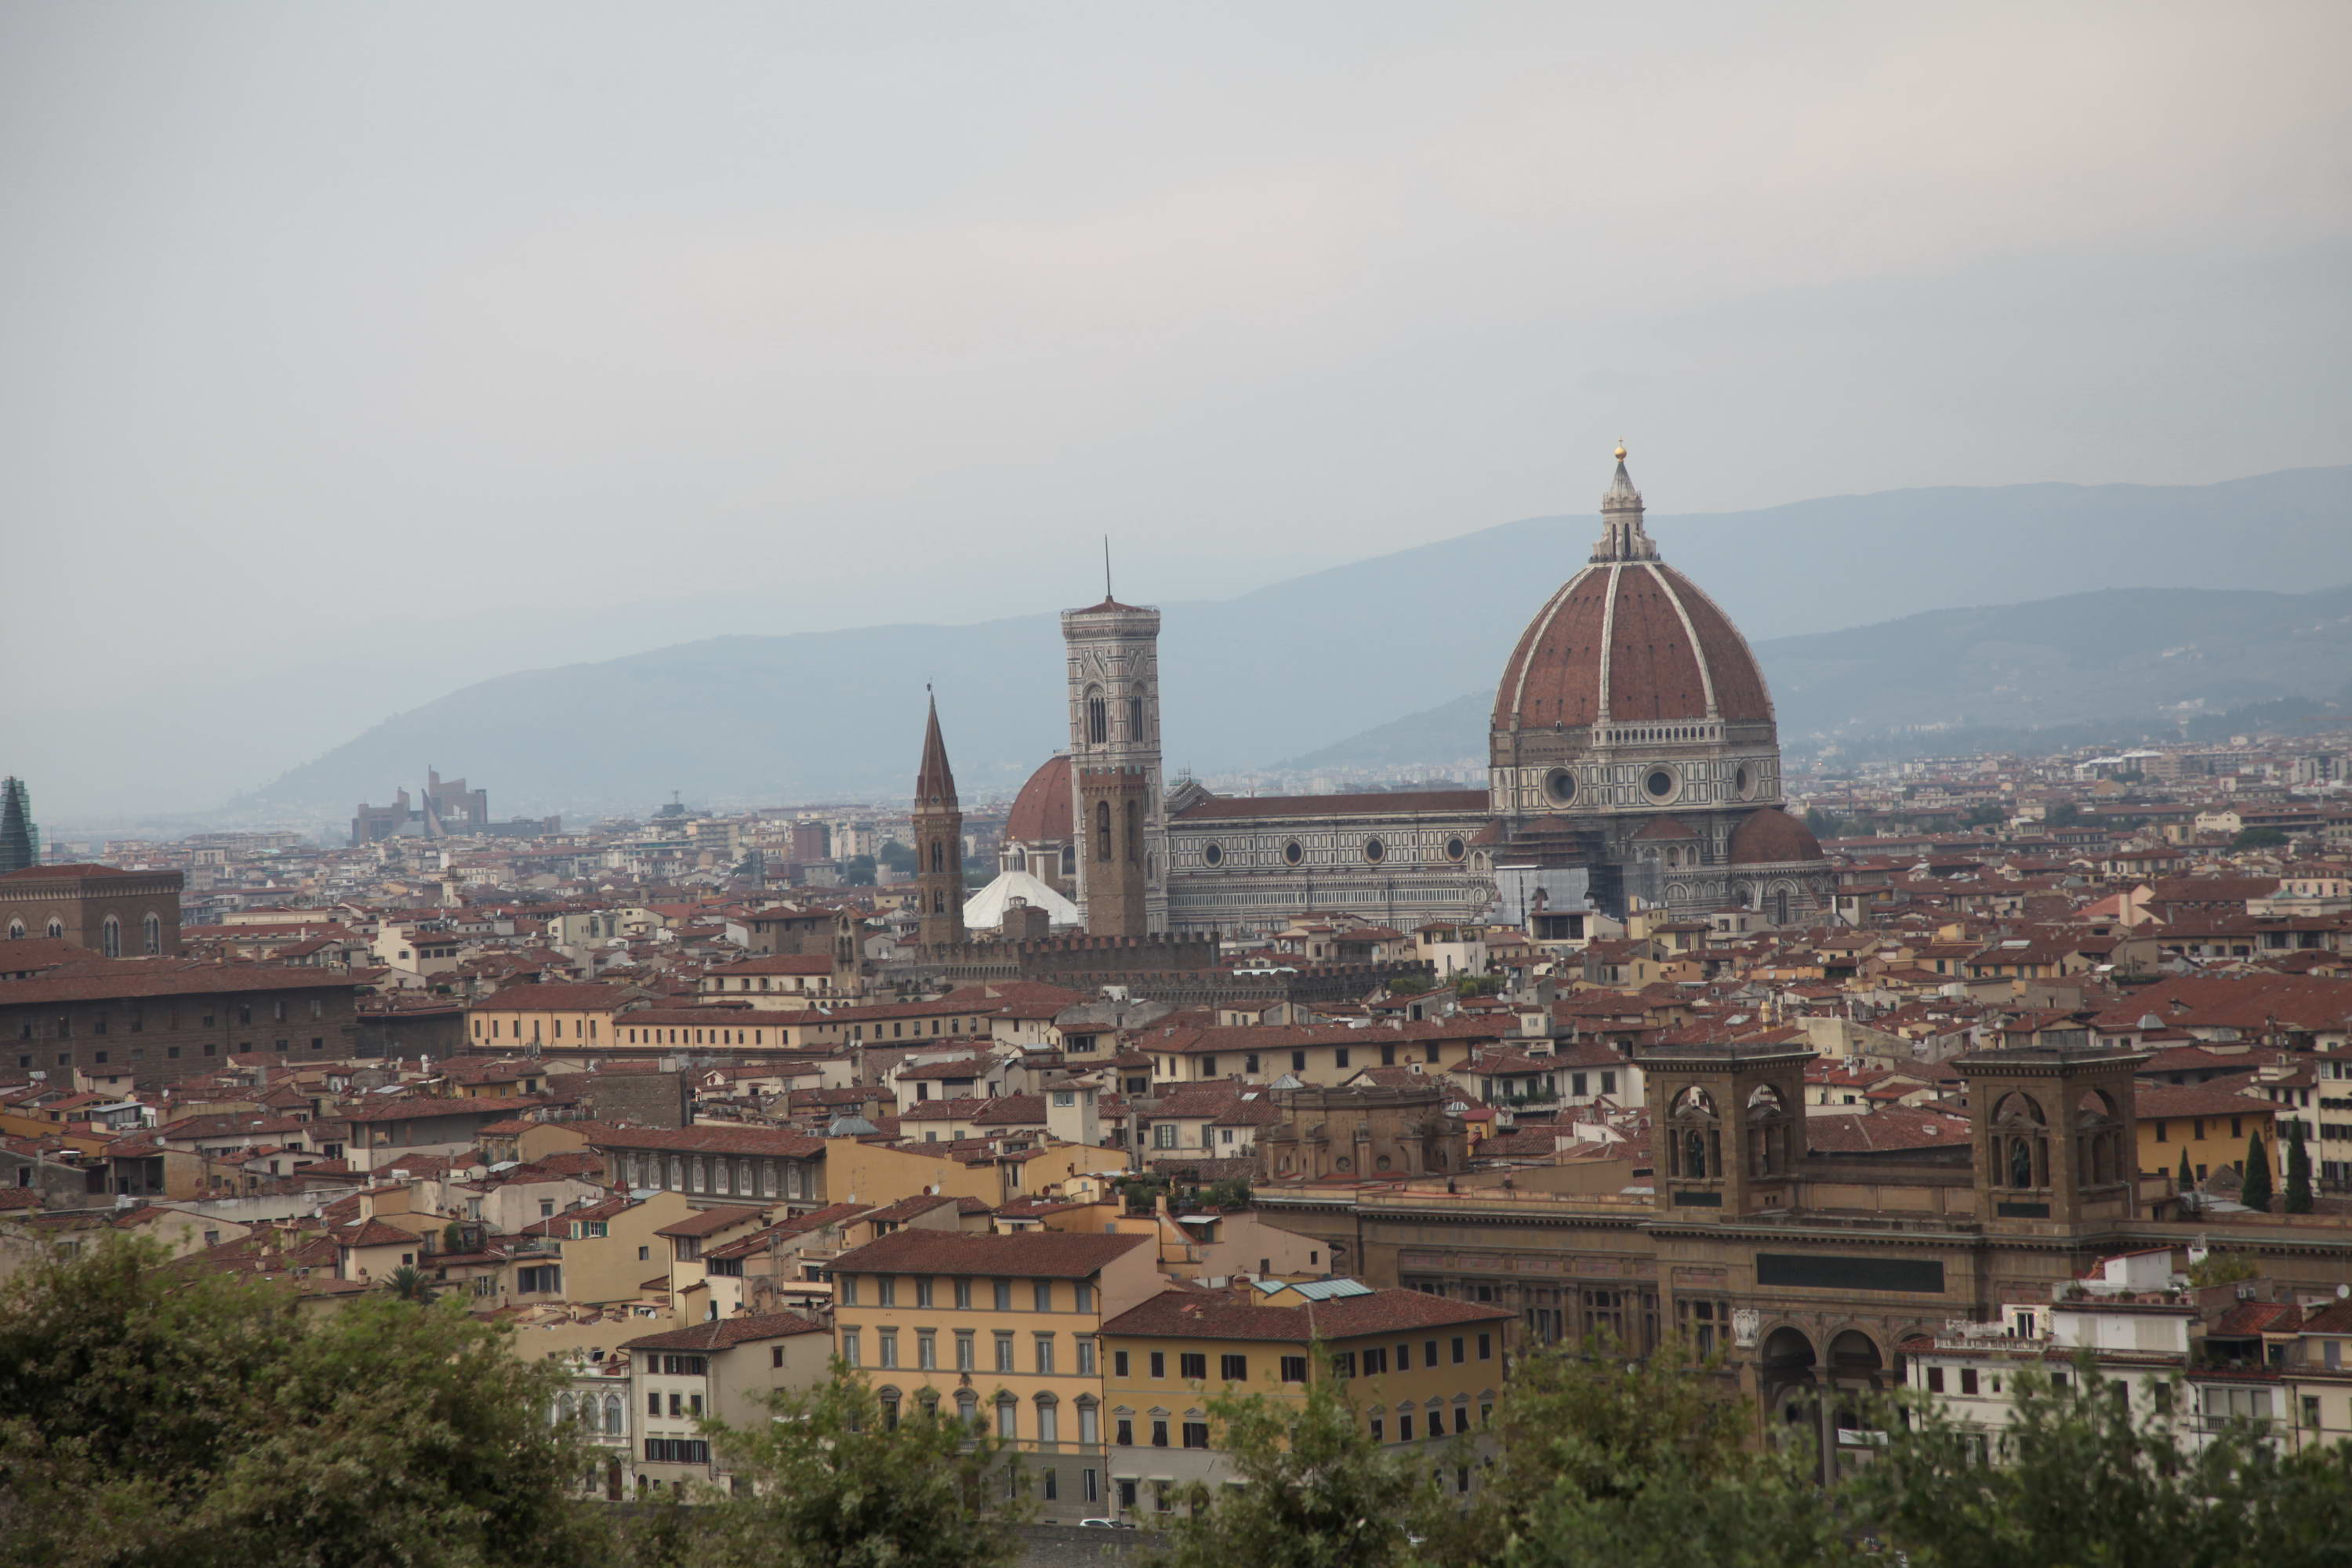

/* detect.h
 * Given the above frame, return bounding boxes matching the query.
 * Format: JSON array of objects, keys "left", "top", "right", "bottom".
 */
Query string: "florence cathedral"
[{"left": 981, "top": 447, "right": 1835, "bottom": 941}]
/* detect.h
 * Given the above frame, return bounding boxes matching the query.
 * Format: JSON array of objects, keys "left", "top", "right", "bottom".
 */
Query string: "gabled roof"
[{"left": 621, "top": 1311, "right": 829, "bottom": 1352}]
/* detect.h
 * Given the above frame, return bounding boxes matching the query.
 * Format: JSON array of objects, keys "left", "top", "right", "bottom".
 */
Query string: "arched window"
[
  {"left": 1667, "top": 1086, "right": 1721, "bottom": 1180},
  {"left": 1034, "top": 1394, "right": 1059, "bottom": 1443},
  {"left": 1095, "top": 800, "right": 1112, "bottom": 860},
  {"left": 100, "top": 916, "right": 120, "bottom": 958},
  {"left": 1127, "top": 688, "right": 1146, "bottom": 742},
  {"left": 604, "top": 1394, "right": 624, "bottom": 1435},
  {"left": 1991, "top": 1093, "right": 2049, "bottom": 1191},
  {"left": 1745, "top": 1083, "right": 1791, "bottom": 1177},
  {"left": 142, "top": 913, "right": 162, "bottom": 954},
  {"left": 1773, "top": 889, "right": 1791, "bottom": 925},
  {"left": 1086, "top": 689, "right": 1108, "bottom": 746},
  {"left": 5, "top": 920, "right": 21, "bottom": 939},
  {"left": 46, "top": 918, "right": 63, "bottom": 939},
  {"left": 930, "top": 840, "right": 943, "bottom": 873}
]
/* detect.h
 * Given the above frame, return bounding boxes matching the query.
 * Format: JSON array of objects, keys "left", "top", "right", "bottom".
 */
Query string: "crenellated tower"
[
  {"left": 913, "top": 692, "right": 966, "bottom": 949},
  {"left": 1062, "top": 592, "right": 1167, "bottom": 936}
]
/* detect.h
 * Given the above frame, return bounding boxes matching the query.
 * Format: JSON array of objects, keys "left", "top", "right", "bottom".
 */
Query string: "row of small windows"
[
  {"left": 17, "top": 1040, "right": 326, "bottom": 1068},
  {"left": 1538, "top": 762, "right": 1760, "bottom": 808},
  {"left": 841, "top": 1324, "right": 1098, "bottom": 1379},
  {"left": 1198, "top": 836, "right": 1468, "bottom": 869},
  {"left": 5, "top": 913, "right": 163, "bottom": 953},
  {"left": 841, "top": 1275, "right": 1095, "bottom": 1314},
  {"left": 15, "top": 996, "right": 323, "bottom": 1039}
]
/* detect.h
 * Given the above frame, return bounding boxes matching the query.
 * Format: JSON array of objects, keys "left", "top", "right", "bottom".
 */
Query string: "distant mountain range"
[
  {"left": 1279, "top": 583, "right": 2352, "bottom": 772},
  {"left": 230, "top": 466, "right": 2352, "bottom": 820}
]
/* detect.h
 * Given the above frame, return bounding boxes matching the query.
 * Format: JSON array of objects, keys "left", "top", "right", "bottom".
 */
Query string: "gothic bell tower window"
[{"left": 1665, "top": 1087, "right": 1721, "bottom": 1180}]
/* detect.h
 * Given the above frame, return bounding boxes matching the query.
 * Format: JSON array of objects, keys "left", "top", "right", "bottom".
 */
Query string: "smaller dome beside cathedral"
[
  {"left": 1006, "top": 753, "right": 1073, "bottom": 846},
  {"left": 1727, "top": 808, "right": 1824, "bottom": 866}
]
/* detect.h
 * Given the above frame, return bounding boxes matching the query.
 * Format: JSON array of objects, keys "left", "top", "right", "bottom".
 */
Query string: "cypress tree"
[
  {"left": 2241, "top": 1129, "right": 2273, "bottom": 1213},
  {"left": 2177, "top": 1149, "right": 2195, "bottom": 1196},
  {"left": 2285, "top": 1117, "right": 2314, "bottom": 1214}
]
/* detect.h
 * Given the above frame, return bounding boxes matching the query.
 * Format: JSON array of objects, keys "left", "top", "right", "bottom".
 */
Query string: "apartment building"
[
  {"left": 1098, "top": 1278, "right": 1514, "bottom": 1516},
  {"left": 826, "top": 1229, "right": 1163, "bottom": 1521},
  {"left": 620, "top": 1311, "right": 834, "bottom": 1495}
]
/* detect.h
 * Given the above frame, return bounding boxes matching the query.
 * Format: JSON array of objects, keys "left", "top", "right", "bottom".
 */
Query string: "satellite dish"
[{"left": 2338, "top": 1283, "right": 2348, "bottom": 1300}]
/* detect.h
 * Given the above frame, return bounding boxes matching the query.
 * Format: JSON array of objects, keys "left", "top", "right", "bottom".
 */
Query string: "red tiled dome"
[
  {"left": 1005, "top": 755, "right": 1073, "bottom": 844},
  {"left": 1491, "top": 561, "right": 1773, "bottom": 732},
  {"left": 1727, "top": 808, "right": 1823, "bottom": 866}
]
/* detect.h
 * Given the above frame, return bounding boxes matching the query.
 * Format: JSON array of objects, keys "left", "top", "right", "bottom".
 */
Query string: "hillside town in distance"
[{"left": 8, "top": 455, "right": 2352, "bottom": 1529}]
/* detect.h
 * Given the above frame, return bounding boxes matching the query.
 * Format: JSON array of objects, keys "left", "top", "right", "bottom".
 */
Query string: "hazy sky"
[{"left": 5, "top": 2, "right": 2350, "bottom": 771}]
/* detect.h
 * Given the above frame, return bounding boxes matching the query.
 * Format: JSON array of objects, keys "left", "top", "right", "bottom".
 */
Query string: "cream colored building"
[{"left": 828, "top": 1229, "right": 1163, "bottom": 1522}]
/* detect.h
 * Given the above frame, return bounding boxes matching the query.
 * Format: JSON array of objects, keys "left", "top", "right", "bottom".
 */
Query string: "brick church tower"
[
  {"left": 913, "top": 693, "right": 966, "bottom": 949},
  {"left": 1062, "top": 592, "right": 1167, "bottom": 937}
]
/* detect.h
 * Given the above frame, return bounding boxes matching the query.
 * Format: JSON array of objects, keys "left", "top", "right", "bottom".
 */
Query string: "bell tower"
[
  {"left": 1632, "top": 1041, "right": 1813, "bottom": 1215},
  {"left": 1955, "top": 1041, "right": 2148, "bottom": 1226},
  {"left": 1062, "top": 587, "right": 1167, "bottom": 936},
  {"left": 912, "top": 692, "right": 966, "bottom": 950}
]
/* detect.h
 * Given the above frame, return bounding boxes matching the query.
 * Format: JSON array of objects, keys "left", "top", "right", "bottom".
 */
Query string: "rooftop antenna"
[{"left": 1103, "top": 535, "right": 1112, "bottom": 602}]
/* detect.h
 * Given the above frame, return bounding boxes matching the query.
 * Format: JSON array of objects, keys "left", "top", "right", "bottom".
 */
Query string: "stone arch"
[
  {"left": 2076, "top": 1088, "right": 2126, "bottom": 1186},
  {"left": 1991, "top": 1091, "right": 2051, "bottom": 1191},
  {"left": 142, "top": 912, "right": 162, "bottom": 954},
  {"left": 1746, "top": 1082, "right": 1794, "bottom": 1176},
  {"left": 1826, "top": 1327, "right": 1884, "bottom": 1376},
  {"left": 1667, "top": 1085, "right": 1722, "bottom": 1180}
]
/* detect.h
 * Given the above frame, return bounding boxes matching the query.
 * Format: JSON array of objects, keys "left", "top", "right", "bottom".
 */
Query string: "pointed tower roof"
[
  {"left": 916, "top": 693, "right": 959, "bottom": 808},
  {"left": 0, "top": 778, "right": 34, "bottom": 876}
]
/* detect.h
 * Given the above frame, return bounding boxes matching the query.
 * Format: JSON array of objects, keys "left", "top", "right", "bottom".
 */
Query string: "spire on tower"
[{"left": 916, "top": 691, "right": 960, "bottom": 807}]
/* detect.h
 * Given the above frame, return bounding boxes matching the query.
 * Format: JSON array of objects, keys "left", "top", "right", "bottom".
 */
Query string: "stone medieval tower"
[
  {"left": 913, "top": 693, "right": 966, "bottom": 949},
  {"left": 1062, "top": 592, "right": 1167, "bottom": 936}
]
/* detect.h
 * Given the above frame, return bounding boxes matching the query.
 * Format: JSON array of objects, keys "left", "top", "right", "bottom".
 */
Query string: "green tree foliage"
[
  {"left": 2186, "top": 1250, "right": 2259, "bottom": 1289},
  {"left": 1446, "top": 1339, "right": 1852, "bottom": 1568},
  {"left": 1156, "top": 1354, "right": 1445, "bottom": 1568},
  {"left": 841, "top": 854, "right": 878, "bottom": 887},
  {"left": 1203, "top": 1178, "right": 1255, "bottom": 1210},
  {"left": 877, "top": 840, "right": 916, "bottom": 873},
  {"left": 2234, "top": 826, "right": 2291, "bottom": 849},
  {"left": 0, "top": 1238, "right": 605, "bottom": 1568},
  {"left": 1452, "top": 974, "right": 1502, "bottom": 999},
  {"left": 686, "top": 1362, "right": 1025, "bottom": 1568},
  {"left": 381, "top": 1263, "right": 438, "bottom": 1304},
  {"left": 2045, "top": 802, "right": 2083, "bottom": 828},
  {"left": 2242, "top": 1130, "right": 2274, "bottom": 1213},
  {"left": 1851, "top": 1359, "right": 2352, "bottom": 1567},
  {"left": 2285, "top": 1117, "right": 2314, "bottom": 1214}
]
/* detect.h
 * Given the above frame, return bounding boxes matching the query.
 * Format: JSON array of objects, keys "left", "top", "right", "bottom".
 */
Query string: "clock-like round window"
[
  {"left": 1734, "top": 764, "right": 1753, "bottom": 799},
  {"left": 1363, "top": 837, "right": 1385, "bottom": 863},
  {"left": 1443, "top": 836, "right": 1467, "bottom": 862},
  {"left": 1645, "top": 767, "right": 1679, "bottom": 802},
  {"left": 1544, "top": 768, "right": 1577, "bottom": 806},
  {"left": 1202, "top": 843, "right": 1222, "bottom": 866},
  {"left": 1283, "top": 840, "right": 1304, "bottom": 866}
]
